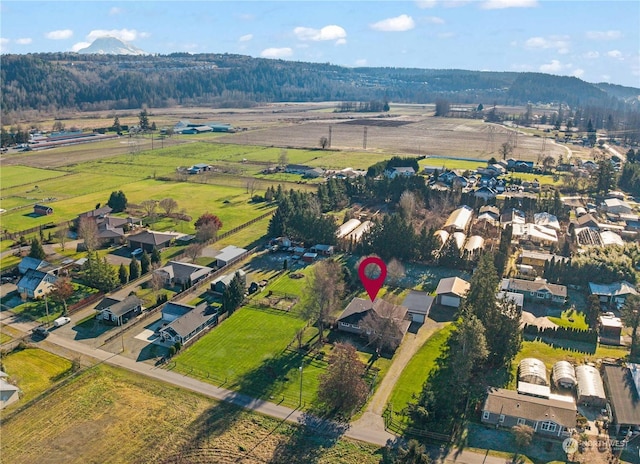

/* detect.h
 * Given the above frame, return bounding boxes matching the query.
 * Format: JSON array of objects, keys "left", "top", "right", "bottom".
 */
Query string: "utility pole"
[
  {"left": 299, "top": 364, "right": 303, "bottom": 406},
  {"left": 363, "top": 127, "right": 368, "bottom": 150},
  {"left": 44, "top": 295, "right": 50, "bottom": 326},
  {"left": 328, "top": 125, "right": 332, "bottom": 148}
]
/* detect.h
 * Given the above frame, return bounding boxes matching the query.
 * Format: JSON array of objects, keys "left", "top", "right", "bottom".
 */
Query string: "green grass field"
[
  {"left": 0, "top": 165, "right": 69, "bottom": 189},
  {"left": 2, "top": 364, "right": 382, "bottom": 464},
  {"left": 387, "top": 324, "right": 453, "bottom": 421},
  {"left": 547, "top": 308, "right": 589, "bottom": 330},
  {"left": 1, "top": 347, "right": 73, "bottom": 405}
]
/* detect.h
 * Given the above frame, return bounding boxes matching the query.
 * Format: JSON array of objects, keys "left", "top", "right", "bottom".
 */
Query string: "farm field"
[
  {"left": 386, "top": 324, "right": 453, "bottom": 423},
  {"left": 0, "top": 364, "right": 383, "bottom": 464},
  {"left": 0, "top": 165, "right": 68, "bottom": 189},
  {"left": 1, "top": 347, "right": 73, "bottom": 405}
]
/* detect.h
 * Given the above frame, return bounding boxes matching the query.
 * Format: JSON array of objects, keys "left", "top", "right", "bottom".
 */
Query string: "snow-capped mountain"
[{"left": 77, "top": 36, "right": 146, "bottom": 55}]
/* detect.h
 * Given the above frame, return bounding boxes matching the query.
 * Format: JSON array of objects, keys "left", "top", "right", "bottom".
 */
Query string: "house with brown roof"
[
  {"left": 127, "top": 230, "right": 175, "bottom": 252},
  {"left": 154, "top": 261, "right": 213, "bottom": 287},
  {"left": 435, "top": 276, "right": 470, "bottom": 308},
  {"left": 336, "top": 298, "right": 411, "bottom": 349},
  {"left": 481, "top": 388, "right": 576, "bottom": 438},
  {"left": 500, "top": 278, "right": 567, "bottom": 305}
]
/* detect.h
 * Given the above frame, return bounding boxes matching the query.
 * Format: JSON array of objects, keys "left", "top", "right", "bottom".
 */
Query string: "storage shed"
[
  {"left": 575, "top": 365, "right": 607, "bottom": 407},
  {"left": 552, "top": 361, "right": 577, "bottom": 389},
  {"left": 336, "top": 219, "right": 361, "bottom": 238},
  {"left": 518, "top": 358, "right": 548, "bottom": 386}
]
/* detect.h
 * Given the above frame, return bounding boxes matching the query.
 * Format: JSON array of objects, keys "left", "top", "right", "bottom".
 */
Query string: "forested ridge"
[{"left": 1, "top": 52, "right": 638, "bottom": 115}]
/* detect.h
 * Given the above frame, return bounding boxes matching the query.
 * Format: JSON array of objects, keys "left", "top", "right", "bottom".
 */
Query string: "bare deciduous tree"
[
  {"left": 55, "top": 223, "right": 69, "bottom": 251},
  {"left": 159, "top": 198, "right": 178, "bottom": 217},
  {"left": 360, "top": 300, "right": 404, "bottom": 353},
  {"left": 278, "top": 148, "right": 289, "bottom": 167},
  {"left": 499, "top": 142, "right": 513, "bottom": 160},
  {"left": 386, "top": 258, "right": 406, "bottom": 287},
  {"left": 303, "top": 259, "right": 345, "bottom": 343},
  {"left": 77, "top": 216, "right": 99, "bottom": 252},
  {"left": 398, "top": 190, "right": 416, "bottom": 221},
  {"left": 195, "top": 221, "right": 219, "bottom": 243},
  {"left": 317, "top": 343, "right": 368, "bottom": 416},
  {"left": 140, "top": 199, "right": 158, "bottom": 218},
  {"left": 185, "top": 242, "right": 205, "bottom": 263}
]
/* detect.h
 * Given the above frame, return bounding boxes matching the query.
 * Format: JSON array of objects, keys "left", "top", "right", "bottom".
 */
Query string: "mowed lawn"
[
  {"left": 387, "top": 324, "right": 453, "bottom": 420},
  {"left": 2, "top": 364, "right": 382, "bottom": 464},
  {"left": 0, "top": 165, "right": 69, "bottom": 189},
  {"left": 172, "top": 306, "right": 310, "bottom": 405},
  {"left": 1, "top": 347, "right": 73, "bottom": 404}
]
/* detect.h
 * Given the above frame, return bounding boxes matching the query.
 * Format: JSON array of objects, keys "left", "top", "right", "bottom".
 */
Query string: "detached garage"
[
  {"left": 402, "top": 290, "right": 434, "bottom": 324},
  {"left": 435, "top": 277, "right": 470, "bottom": 308}
]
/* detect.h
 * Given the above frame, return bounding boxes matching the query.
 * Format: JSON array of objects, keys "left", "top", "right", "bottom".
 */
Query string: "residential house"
[
  {"left": 158, "top": 302, "right": 218, "bottom": 345},
  {"left": 18, "top": 257, "right": 56, "bottom": 275},
  {"left": 500, "top": 278, "right": 567, "bottom": 305},
  {"left": 604, "top": 198, "right": 633, "bottom": 215},
  {"left": 311, "top": 244, "right": 334, "bottom": 255},
  {"left": 519, "top": 251, "right": 568, "bottom": 270},
  {"left": 98, "top": 225, "right": 125, "bottom": 246},
  {"left": 127, "top": 230, "right": 175, "bottom": 253},
  {"left": 473, "top": 186, "right": 497, "bottom": 201},
  {"left": 481, "top": 388, "right": 576, "bottom": 438},
  {"left": 96, "top": 295, "right": 143, "bottom": 326},
  {"left": 0, "top": 371, "right": 20, "bottom": 410},
  {"left": 443, "top": 205, "right": 473, "bottom": 232},
  {"left": 76, "top": 206, "right": 113, "bottom": 226},
  {"left": 33, "top": 204, "right": 53, "bottom": 216},
  {"left": 511, "top": 223, "right": 558, "bottom": 246},
  {"left": 602, "top": 363, "right": 640, "bottom": 435},
  {"left": 574, "top": 213, "right": 599, "bottom": 229},
  {"left": 303, "top": 167, "right": 325, "bottom": 178},
  {"left": 336, "top": 298, "right": 411, "bottom": 348},
  {"left": 435, "top": 277, "right": 470, "bottom": 308},
  {"left": 501, "top": 208, "right": 526, "bottom": 227},
  {"left": 210, "top": 270, "right": 247, "bottom": 295},
  {"left": 533, "top": 212, "right": 560, "bottom": 231},
  {"left": 401, "top": 290, "right": 434, "bottom": 324},
  {"left": 497, "top": 291, "right": 524, "bottom": 311},
  {"left": 215, "top": 245, "right": 248, "bottom": 268},
  {"left": 154, "top": 261, "right": 213, "bottom": 287},
  {"left": 17, "top": 269, "right": 57, "bottom": 299},
  {"left": 477, "top": 205, "right": 500, "bottom": 225},
  {"left": 285, "top": 164, "right": 314, "bottom": 175},
  {"left": 384, "top": 166, "right": 415, "bottom": 179},
  {"left": 589, "top": 281, "right": 638, "bottom": 308}
]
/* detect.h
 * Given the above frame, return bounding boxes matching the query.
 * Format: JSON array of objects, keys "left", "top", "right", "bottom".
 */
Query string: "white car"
[
  {"left": 131, "top": 248, "right": 143, "bottom": 257},
  {"left": 53, "top": 316, "right": 71, "bottom": 327}
]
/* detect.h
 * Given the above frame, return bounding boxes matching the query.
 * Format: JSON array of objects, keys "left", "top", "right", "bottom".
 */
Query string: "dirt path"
[{"left": 351, "top": 318, "right": 446, "bottom": 434}]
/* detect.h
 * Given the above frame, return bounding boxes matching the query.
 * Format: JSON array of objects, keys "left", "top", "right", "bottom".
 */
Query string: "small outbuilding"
[
  {"left": 401, "top": 290, "right": 435, "bottom": 324},
  {"left": 575, "top": 364, "right": 607, "bottom": 407},
  {"left": 602, "top": 363, "right": 640, "bottom": 435},
  {"left": 518, "top": 358, "right": 549, "bottom": 386},
  {"left": 33, "top": 204, "right": 53, "bottom": 216},
  {"left": 435, "top": 277, "right": 470, "bottom": 308},
  {"left": 552, "top": 361, "right": 577, "bottom": 389},
  {"left": 215, "top": 245, "right": 248, "bottom": 268}
]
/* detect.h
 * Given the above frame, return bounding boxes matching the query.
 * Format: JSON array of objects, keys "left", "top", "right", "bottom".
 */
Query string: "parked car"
[
  {"left": 53, "top": 316, "right": 71, "bottom": 327},
  {"left": 32, "top": 326, "right": 49, "bottom": 339},
  {"left": 131, "top": 248, "right": 143, "bottom": 257}
]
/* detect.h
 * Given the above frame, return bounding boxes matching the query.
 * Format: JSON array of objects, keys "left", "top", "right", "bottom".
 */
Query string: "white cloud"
[
  {"left": 586, "top": 30, "right": 621, "bottom": 40},
  {"left": 293, "top": 25, "right": 347, "bottom": 42},
  {"left": 239, "top": 34, "right": 253, "bottom": 42},
  {"left": 607, "top": 49, "right": 623, "bottom": 59},
  {"left": 15, "top": 38, "right": 32, "bottom": 45},
  {"left": 572, "top": 68, "right": 585, "bottom": 78},
  {"left": 584, "top": 51, "right": 599, "bottom": 59},
  {"left": 261, "top": 47, "right": 293, "bottom": 59},
  {"left": 370, "top": 14, "right": 415, "bottom": 32},
  {"left": 416, "top": 0, "right": 437, "bottom": 8},
  {"left": 109, "top": 7, "right": 122, "bottom": 16},
  {"left": 87, "top": 29, "right": 140, "bottom": 42},
  {"left": 335, "top": 38, "right": 347, "bottom": 46},
  {"left": 601, "top": 74, "right": 611, "bottom": 81},
  {"left": 71, "top": 41, "right": 91, "bottom": 52},
  {"left": 355, "top": 58, "right": 367, "bottom": 66},
  {"left": 425, "top": 16, "right": 445, "bottom": 24},
  {"left": 46, "top": 29, "right": 73, "bottom": 40},
  {"left": 0, "top": 37, "right": 8, "bottom": 52},
  {"left": 539, "top": 60, "right": 562, "bottom": 73},
  {"left": 524, "top": 35, "right": 570, "bottom": 54},
  {"left": 481, "top": 0, "right": 538, "bottom": 9}
]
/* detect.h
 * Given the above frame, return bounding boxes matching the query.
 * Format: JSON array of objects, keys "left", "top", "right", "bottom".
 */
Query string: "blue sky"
[{"left": 1, "top": 1, "right": 639, "bottom": 87}]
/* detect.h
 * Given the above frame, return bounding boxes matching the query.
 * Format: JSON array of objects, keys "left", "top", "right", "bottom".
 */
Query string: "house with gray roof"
[
  {"left": 154, "top": 261, "right": 213, "bottom": 287},
  {"left": 401, "top": 290, "right": 434, "bottom": 324},
  {"left": 481, "top": 388, "right": 576, "bottom": 438},
  {"left": 158, "top": 302, "right": 218, "bottom": 345},
  {"left": 435, "top": 276, "right": 470, "bottom": 308},
  {"left": 501, "top": 278, "right": 567, "bottom": 306},
  {"left": 128, "top": 230, "right": 175, "bottom": 252},
  {"left": 0, "top": 372, "right": 20, "bottom": 410},
  {"left": 589, "top": 281, "right": 638, "bottom": 308},
  {"left": 215, "top": 245, "right": 248, "bottom": 268},
  {"left": 602, "top": 363, "right": 640, "bottom": 435},
  {"left": 96, "top": 295, "right": 143, "bottom": 326},
  {"left": 17, "top": 269, "right": 58, "bottom": 299}
]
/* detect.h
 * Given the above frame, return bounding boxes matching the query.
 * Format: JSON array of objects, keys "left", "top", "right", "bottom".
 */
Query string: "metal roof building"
[
  {"left": 336, "top": 219, "right": 361, "bottom": 238},
  {"left": 443, "top": 205, "right": 473, "bottom": 231}
]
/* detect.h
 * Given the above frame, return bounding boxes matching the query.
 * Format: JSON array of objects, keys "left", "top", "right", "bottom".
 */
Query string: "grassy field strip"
[
  {"left": 2, "top": 364, "right": 382, "bottom": 464},
  {"left": 386, "top": 324, "right": 453, "bottom": 420},
  {"left": 0, "top": 165, "right": 69, "bottom": 189},
  {"left": 1, "top": 348, "right": 73, "bottom": 404}
]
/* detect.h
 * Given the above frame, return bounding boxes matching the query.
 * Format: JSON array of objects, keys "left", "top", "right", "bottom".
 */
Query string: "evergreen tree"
[
  {"left": 138, "top": 109, "right": 150, "bottom": 131},
  {"left": 129, "top": 257, "right": 140, "bottom": 280},
  {"left": 222, "top": 271, "right": 245, "bottom": 314},
  {"left": 107, "top": 190, "right": 128, "bottom": 212},
  {"left": 112, "top": 115, "right": 121, "bottom": 132},
  {"left": 28, "top": 238, "right": 46, "bottom": 260},
  {"left": 118, "top": 263, "right": 129, "bottom": 285},
  {"left": 83, "top": 252, "right": 118, "bottom": 292},
  {"left": 151, "top": 248, "right": 161, "bottom": 265},
  {"left": 140, "top": 251, "right": 151, "bottom": 274},
  {"left": 596, "top": 159, "right": 616, "bottom": 194}
]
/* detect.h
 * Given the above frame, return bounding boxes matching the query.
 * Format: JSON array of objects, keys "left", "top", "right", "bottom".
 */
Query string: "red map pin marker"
[{"left": 358, "top": 256, "right": 387, "bottom": 302}]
